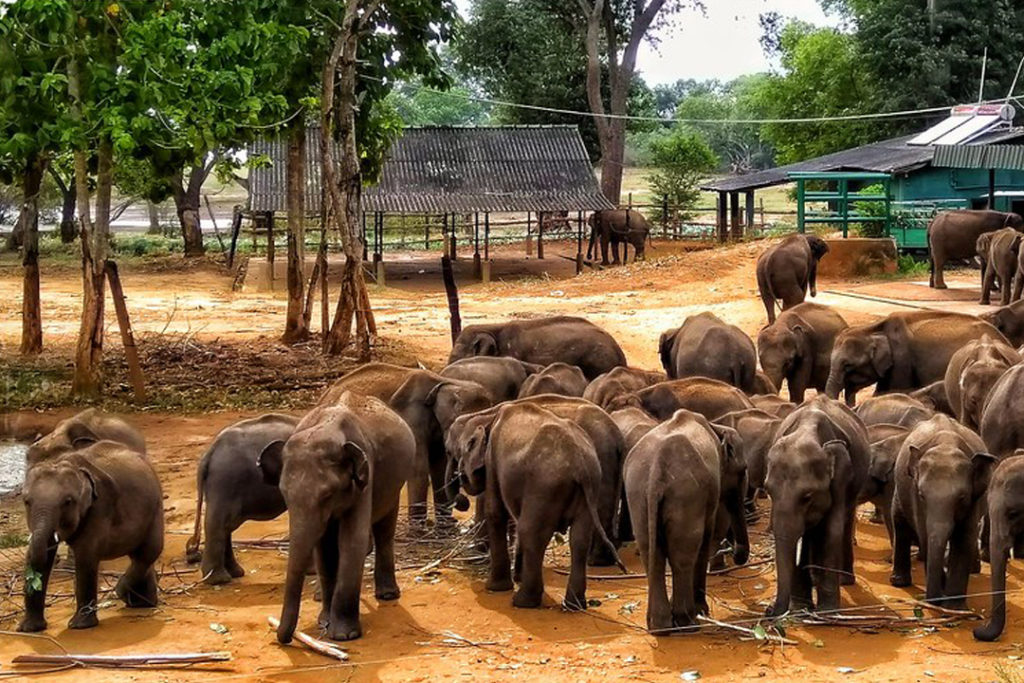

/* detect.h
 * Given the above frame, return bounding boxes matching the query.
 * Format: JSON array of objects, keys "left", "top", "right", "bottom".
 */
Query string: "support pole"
[
  {"left": 228, "top": 205, "right": 243, "bottom": 269},
  {"left": 424, "top": 214, "right": 431, "bottom": 250},
  {"left": 448, "top": 213, "right": 457, "bottom": 261},
  {"left": 576, "top": 210, "right": 583, "bottom": 275},
  {"left": 538, "top": 212, "right": 545, "bottom": 259},
  {"left": 730, "top": 192, "right": 741, "bottom": 240},
  {"left": 266, "top": 211, "right": 275, "bottom": 289},
  {"left": 441, "top": 255, "right": 461, "bottom": 344},
  {"left": 989, "top": 168, "right": 997, "bottom": 209},
  {"left": 484, "top": 212, "right": 490, "bottom": 262},
  {"left": 745, "top": 190, "right": 755, "bottom": 232},
  {"left": 361, "top": 211, "right": 368, "bottom": 261},
  {"left": 717, "top": 192, "right": 728, "bottom": 243},
  {"left": 473, "top": 212, "right": 481, "bottom": 279},
  {"left": 526, "top": 212, "right": 533, "bottom": 256}
]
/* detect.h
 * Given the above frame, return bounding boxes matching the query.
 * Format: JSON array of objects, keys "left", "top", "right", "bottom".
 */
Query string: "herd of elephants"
[{"left": 17, "top": 208, "right": 1024, "bottom": 651}]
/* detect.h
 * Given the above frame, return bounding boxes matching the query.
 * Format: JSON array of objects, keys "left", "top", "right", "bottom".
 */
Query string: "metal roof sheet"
[{"left": 933, "top": 142, "right": 1024, "bottom": 171}]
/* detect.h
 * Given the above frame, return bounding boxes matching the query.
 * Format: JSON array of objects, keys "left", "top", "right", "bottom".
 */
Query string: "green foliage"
[
  {"left": 852, "top": 183, "right": 888, "bottom": 238},
  {"left": 645, "top": 128, "right": 718, "bottom": 222},
  {"left": 385, "top": 77, "right": 489, "bottom": 127},
  {"left": 0, "top": 532, "right": 28, "bottom": 549},
  {"left": 24, "top": 566, "right": 42, "bottom": 594},
  {"left": 897, "top": 253, "right": 929, "bottom": 276}
]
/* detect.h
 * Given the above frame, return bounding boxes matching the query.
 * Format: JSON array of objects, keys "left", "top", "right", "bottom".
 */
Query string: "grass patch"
[
  {"left": 0, "top": 533, "right": 28, "bottom": 549},
  {"left": 898, "top": 253, "right": 929, "bottom": 276}
]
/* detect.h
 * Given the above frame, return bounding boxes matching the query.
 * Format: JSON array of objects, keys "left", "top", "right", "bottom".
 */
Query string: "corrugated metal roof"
[
  {"left": 701, "top": 128, "right": 1024, "bottom": 193},
  {"left": 249, "top": 126, "right": 332, "bottom": 213},
  {"left": 247, "top": 125, "right": 614, "bottom": 214},
  {"left": 933, "top": 142, "right": 1024, "bottom": 170}
]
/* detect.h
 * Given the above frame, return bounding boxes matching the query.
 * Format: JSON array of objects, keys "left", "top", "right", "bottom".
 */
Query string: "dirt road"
[{"left": 0, "top": 240, "right": 1020, "bottom": 681}]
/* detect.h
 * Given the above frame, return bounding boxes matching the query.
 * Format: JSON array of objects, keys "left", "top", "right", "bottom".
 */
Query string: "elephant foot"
[
  {"left": 672, "top": 613, "right": 698, "bottom": 633},
  {"left": 17, "top": 614, "right": 46, "bottom": 633},
  {"left": 974, "top": 620, "right": 1003, "bottom": 642},
  {"left": 562, "top": 589, "right": 587, "bottom": 612},
  {"left": 941, "top": 597, "right": 968, "bottom": 611},
  {"left": 227, "top": 561, "right": 245, "bottom": 579},
  {"left": 375, "top": 582, "right": 400, "bottom": 602},
  {"left": 733, "top": 546, "right": 750, "bottom": 566},
  {"left": 485, "top": 576, "right": 514, "bottom": 593},
  {"left": 980, "top": 545, "right": 991, "bottom": 563},
  {"left": 934, "top": 282, "right": 948, "bottom": 290},
  {"left": 889, "top": 571, "right": 912, "bottom": 588},
  {"left": 764, "top": 603, "right": 788, "bottom": 618},
  {"left": 840, "top": 572, "right": 856, "bottom": 586},
  {"left": 185, "top": 547, "right": 202, "bottom": 564},
  {"left": 972, "top": 557, "right": 982, "bottom": 574},
  {"left": 512, "top": 587, "right": 543, "bottom": 608},
  {"left": 317, "top": 609, "right": 330, "bottom": 629},
  {"left": 202, "top": 567, "right": 234, "bottom": 586},
  {"left": 326, "top": 615, "right": 362, "bottom": 642},
  {"left": 708, "top": 553, "right": 726, "bottom": 572},
  {"left": 587, "top": 547, "right": 618, "bottom": 568},
  {"left": 68, "top": 610, "right": 99, "bottom": 630},
  {"left": 600, "top": 260, "right": 610, "bottom": 266},
  {"left": 647, "top": 614, "right": 673, "bottom": 636}
]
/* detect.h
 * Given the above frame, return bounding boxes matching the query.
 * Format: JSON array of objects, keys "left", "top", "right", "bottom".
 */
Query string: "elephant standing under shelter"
[
  {"left": 586, "top": 210, "right": 652, "bottom": 266},
  {"left": 928, "top": 209, "right": 1023, "bottom": 289},
  {"left": 755, "top": 234, "right": 829, "bottom": 323}
]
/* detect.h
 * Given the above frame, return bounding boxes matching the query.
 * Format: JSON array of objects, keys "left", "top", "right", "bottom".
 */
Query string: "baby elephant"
[
  {"left": 891, "top": 414, "right": 996, "bottom": 609},
  {"left": 185, "top": 414, "right": 299, "bottom": 585},
  {"left": 19, "top": 442, "right": 164, "bottom": 632},
  {"left": 974, "top": 452, "right": 1024, "bottom": 641},
  {"left": 450, "top": 402, "right": 623, "bottom": 609},
  {"left": 625, "top": 409, "right": 747, "bottom": 633},
  {"left": 26, "top": 408, "right": 146, "bottom": 467},
  {"left": 517, "top": 362, "right": 588, "bottom": 398}
]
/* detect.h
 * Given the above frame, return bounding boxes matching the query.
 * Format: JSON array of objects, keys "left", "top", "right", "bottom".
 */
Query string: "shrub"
[{"left": 644, "top": 127, "right": 718, "bottom": 224}]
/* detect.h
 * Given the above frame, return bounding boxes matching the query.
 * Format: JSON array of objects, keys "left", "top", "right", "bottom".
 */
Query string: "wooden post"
[
  {"left": 266, "top": 211, "right": 275, "bottom": 289},
  {"left": 759, "top": 196, "right": 766, "bottom": 229},
  {"left": 537, "top": 213, "right": 545, "bottom": 259},
  {"left": 526, "top": 212, "right": 533, "bottom": 256},
  {"left": 484, "top": 212, "right": 490, "bottom": 261},
  {"left": 730, "top": 192, "right": 741, "bottom": 240},
  {"left": 989, "top": 168, "right": 997, "bottom": 209},
  {"left": 441, "top": 255, "right": 461, "bottom": 344},
  {"left": 105, "top": 261, "right": 146, "bottom": 402},
  {"left": 424, "top": 214, "right": 431, "bottom": 250},
  {"left": 472, "top": 212, "right": 481, "bottom": 279},
  {"left": 662, "top": 194, "right": 669, "bottom": 238},
  {"left": 745, "top": 190, "right": 755, "bottom": 232},
  {"left": 576, "top": 210, "right": 583, "bottom": 275},
  {"left": 448, "top": 213, "right": 457, "bottom": 261},
  {"left": 361, "top": 212, "right": 368, "bottom": 261},
  {"left": 717, "top": 192, "right": 728, "bottom": 243},
  {"left": 228, "top": 205, "right": 243, "bottom": 269}
]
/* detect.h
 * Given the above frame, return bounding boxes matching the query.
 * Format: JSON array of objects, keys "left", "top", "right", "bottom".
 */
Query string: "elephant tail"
[
  {"left": 582, "top": 469, "right": 627, "bottom": 573},
  {"left": 185, "top": 446, "right": 213, "bottom": 564}
]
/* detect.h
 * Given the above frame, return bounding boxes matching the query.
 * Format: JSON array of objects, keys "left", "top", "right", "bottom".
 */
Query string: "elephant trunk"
[
  {"left": 28, "top": 516, "right": 56, "bottom": 572},
  {"left": 768, "top": 523, "right": 799, "bottom": 617},
  {"left": 974, "top": 538, "right": 1009, "bottom": 641},
  {"left": 824, "top": 365, "right": 843, "bottom": 401},
  {"left": 925, "top": 521, "right": 954, "bottom": 605},
  {"left": 276, "top": 522, "right": 316, "bottom": 644},
  {"left": 444, "top": 457, "right": 469, "bottom": 512}
]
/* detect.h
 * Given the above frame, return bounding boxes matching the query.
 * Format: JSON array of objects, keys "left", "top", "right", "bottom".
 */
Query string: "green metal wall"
[{"left": 892, "top": 167, "right": 1024, "bottom": 211}]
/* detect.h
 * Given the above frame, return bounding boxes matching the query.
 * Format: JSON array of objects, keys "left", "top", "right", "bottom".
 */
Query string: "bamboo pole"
[
  {"left": 13, "top": 651, "right": 231, "bottom": 668},
  {"left": 267, "top": 616, "right": 349, "bottom": 661}
]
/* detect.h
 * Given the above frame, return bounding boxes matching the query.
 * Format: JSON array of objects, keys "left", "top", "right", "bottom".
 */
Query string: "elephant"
[
  {"left": 610, "top": 407, "right": 659, "bottom": 454},
  {"left": 752, "top": 371, "right": 778, "bottom": 395},
  {"left": 518, "top": 362, "right": 588, "bottom": 398},
  {"left": 764, "top": 395, "right": 870, "bottom": 617},
  {"left": 979, "top": 227, "right": 1022, "bottom": 306},
  {"left": 980, "top": 364, "right": 1024, "bottom": 459},
  {"left": 974, "top": 453, "right": 1024, "bottom": 641},
  {"left": 586, "top": 209, "right": 651, "bottom": 266},
  {"left": 446, "top": 394, "right": 626, "bottom": 564},
  {"left": 859, "top": 423, "right": 911, "bottom": 549},
  {"left": 854, "top": 393, "right": 934, "bottom": 429},
  {"left": 755, "top": 233, "right": 830, "bottom": 323},
  {"left": 184, "top": 414, "right": 299, "bottom": 585},
  {"left": 890, "top": 414, "right": 996, "bottom": 609},
  {"left": 714, "top": 408, "right": 782, "bottom": 495},
  {"left": 18, "top": 441, "right": 164, "bottom": 632},
  {"left": 613, "top": 377, "right": 754, "bottom": 421},
  {"left": 749, "top": 394, "right": 797, "bottom": 419},
  {"left": 26, "top": 408, "right": 146, "bottom": 467},
  {"left": 981, "top": 300, "right": 1024, "bottom": 347},
  {"left": 757, "top": 302, "right": 848, "bottom": 403},
  {"left": 448, "top": 316, "right": 627, "bottom": 380},
  {"left": 944, "top": 335, "right": 1020, "bottom": 431},
  {"left": 624, "top": 409, "right": 747, "bottom": 633},
  {"left": 910, "top": 381, "right": 955, "bottom": 416},
  {"left": 825, "top": 311, "right": 1008, "bottom": 405},
  {"left": 583, "top": 367, "right": 666, "bottom": 411},
  {"left": 928, "top": 209, "right": 1023, "bottom": 289},
  {"left": 440, "top": 357, "right": 543, "bottom": 402},
  {"left": 260, "top": 392, "right": 415, "bottom": 643},
  {"left": 318, "top": 362, "right": 494, "bottom": 527},
  {"left": 449, "top": 401, "right": 623, "bottom": 609},
  {"left": 659, "top": 312, "right": 757, "bottom": 392}
]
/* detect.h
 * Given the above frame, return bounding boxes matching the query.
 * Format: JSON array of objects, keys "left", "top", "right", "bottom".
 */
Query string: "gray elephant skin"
[
  {"left": 610, "top": 407, "right": 659, "bottom": 454},
  {"left": 981, "top": 300, "right": 1024, "bottom": 347},
  {"left": 978, "top": 228, "right": 1022, "bottom": 306},
  {"left": 583, "top": 367, "right": 666, "bottom": 411},
  {"left": 854, "top": 393, "right": 934, "bottom": 429},
  {"left": 185, "top": 413, "right": 299, "bottom": 585},
  {"left": 859, "top": 423, "right": 911, "bottom": 549},
  {"left": 440, "top": 357, "right": 542, "bottom": 402},
  {"left": 890, "top": 414, "right": 996, "bottom": 609},
  {"left": 764, "top": 396, "right": 870, "bottom": 617},
  {"left": 624, "top": 409, "right": 747, "bottom": 632},
  {"left": 980, "top": 363, "right": 1024, "bottom": 458},
  {"left": 586, "top": 209, "right": 651, "bottom": 265},
  {"left": 974, "top": 453, "right": 1024, "bottom": 641},
  {"left": 27, "top": 408, "right": 146, "bottom": 467},
  {"left": 928, "top": 209, "right": 1023, "bottom": 289},
  {"left": 944, "top": 335, "right": 1020, "bottom": 431},
  {"left": 909, "top": 381, "right": 955, "bottom": 416},
  {"left": 714, "top": 407, "right": 781, "bottom": 496},
  {"left": 450, "top": 402, "right": 622, "bottom": 609},
  {"left": 825, "top": 311, "right": 1007, "bottom": 405},
  {"left": 449, "top": 316, "right": 627, "bottom": 380},
  {"left": 756, "top": 234, "right": 829, "bottom": 323},
  {"left": 613, "top": 377, "right": 754, "bottom": 421},
  {"left": 757, "top": 302, "right": 848, "bottom": 403},
  {"left": 260, "top": 393, "right": 415, "bottom": 643},
  {"left": 19, "top": 442, "right": 164, "bottom": 632},
  {"left": 660, "top": 312, "right": 757, "bottom": 392},
  {"left": 518, "top": 362, "right": 588, "bottom": 398}
]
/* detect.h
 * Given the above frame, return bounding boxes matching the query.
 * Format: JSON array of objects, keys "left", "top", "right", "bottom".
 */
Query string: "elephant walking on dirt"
[
  {"left": 974, "top": 453, "right": 1024, "bottom": 641},
  {"left": 977, "top": 227, "right": 1022, "bottom": 306},
  {"left": 928, "top": 209, "right": 1023, "bottom": 289},
  {"left": 586, "top": 210, "right": 652, "bottom": 266},
  {"left": 659, "top": 312, "right": 757, "bottom": 392},
  {"left": 755, "top": 234, "right": 829, "bottom": 323}
]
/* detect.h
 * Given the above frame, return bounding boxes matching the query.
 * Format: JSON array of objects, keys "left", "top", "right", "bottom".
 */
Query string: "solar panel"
[
  {"left": 908, "top": 111, "right": 973, "bottom": 146},
  {"left": 932, "top": 114, "right": 1003, "bottom": 145},
  {"left": 907, "top": 104, "right": 1015, "bottom": 147}
]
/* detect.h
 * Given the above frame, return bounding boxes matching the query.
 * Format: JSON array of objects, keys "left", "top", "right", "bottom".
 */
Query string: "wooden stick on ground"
[
  {"left": 12, "top": 652, "right": 231, "bottom": 668},
  {"left": 267, "top": 616, "right": 349, "bottom": 661}
]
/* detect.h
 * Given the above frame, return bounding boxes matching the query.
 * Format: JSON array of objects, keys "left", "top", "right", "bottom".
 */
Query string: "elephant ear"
[
  {"left": 904, "top": 444, "right": 922, "bottom": 479},
  {"left": 806, "top": 235, "right": 829, "bottom": 259},
  {"left": 460, "top": 424, "right": 490, "bottom": 479},
  {"left": 424, "top": 381, "right": 449, "bottom": 408},
  {"left": 710, "top": 423, "right": 745, "bottom": 477},
  {"left": 257, "top": 440, "right": 287, "bottom": 486},
  {"left": 65, "top": 421, "right": 100, "bottom": 450},
  {"left": 336, "top": 442, "right": 369, "bottom": 491},
  {"left": 972, "top": 452, "right": 998, "bottom": 499},
  {"left": 658, "top": 329, "right": 677, "bottom": 376},
  {"left": 472, "top": 333, "right": 497, "bottom": 357},
  {"left": 822, "top": 439, "right": 851, "bottom": 481},
  {"left": 868, "top": 333, "right": 894, "bottom": 378}
]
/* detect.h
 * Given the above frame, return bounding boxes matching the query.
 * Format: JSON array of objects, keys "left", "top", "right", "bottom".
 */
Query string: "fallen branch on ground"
[
  {"left": 696, "top": 615, "right": 798, "bottom": 645},
  {"left": 12, "top": 652, "right": 231, "bottom": 669},
  {"left": 552, "top": 568, "right": 646, "bottom": 581},
  {"left": 267, "top": 616, "right": 349, "bottom": 661}
]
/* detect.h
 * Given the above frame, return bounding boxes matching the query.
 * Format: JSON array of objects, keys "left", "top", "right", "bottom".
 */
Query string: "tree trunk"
[
  {"left": 59, "top": 182, "right": 77, "bottom": 243},
  {"left": 20, "top": 153, "right": 48, "bottom": 355},
  {"left": 282, "top": 123, "right": 309, "bottom": 343},
  {"left": 146, "top": 200, "right": 161, "bottom": 234},
  {"left": 173, "top": 166, "right": 207, "bottom": 258},
  {"left": 599, "top": 122, "right": 626, "bottom": 206}
]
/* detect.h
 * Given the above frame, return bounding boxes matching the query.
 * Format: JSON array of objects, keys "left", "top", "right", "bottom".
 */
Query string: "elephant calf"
[
  {"left": 974, "top": 452, "right": 1024, "bottom": 641},
  {"left": 625, "top": 409, "right": 747, "bottom": 633},
  {"left": 26, "top": 408, "right": 146, "bottom": 467},
  {"left": 859, "top": 423, "right": 911, "bottom": 550},
  {"left": 19, "top": 442, "right": 164, "bottom": 632},
  {"left": 440, "top": 356, "right": 542, "bottom": 402},
  {"left": 450, "top": 402, "right": 623, "bottom": 610},
  {"left": 978, "top": 227, "right": 1022, "bottom": 306},
  {"left": 260, "top": 393, "right": 415, "bottom": 643},
  {"left": 757, "top": 302, "right": 848, "bottom": 403},
  {"left": 518, "top": 362, "right": 588, "bottom": 398},
  {"left": 185, "top": 414, "right": 299, "bottom": 585},
  {"left": 944, "top": 335, "right": 1020, "bottom": 431},
  {"left": 755, "top": 234, "right": 829, "bottom": 323},
  {"left": 855, "top": 393, "right": 934, "bottom": 429},
  {"left": 981, "top": 300, "right": 1024, "bottom": 347},
  {"left": 659, "top": 312, "right": 757, "bottom": 393},
  {"left": 617, "top": 377, "right": 754, "bottom": 421},
  {"left": 890, "top": 414, "right": 996, "bottom": 609},
  {"left": 583, "top": 367, "right": 666, "bottom": 411}
]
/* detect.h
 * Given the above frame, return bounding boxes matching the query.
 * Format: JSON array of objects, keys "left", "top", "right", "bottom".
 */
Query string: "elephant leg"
[
  {"left": 981, "top": 514, "right": 992, "bottom": 563},
  {"left": 564, "top": 507, "right": 594, "bottom": 611},
  {"left": 1014, "top": 272, "right": 1024, "bottom": 303},
  {"left": 815, "top": 512, "right": 846, "bottom": 612},
  {"left": 327, "top": 513, "right": 369, "bottom": 641},
  {"left": 484, "top": 493, "right": 513, "bottom": 593},
  {"left": 666, "top": 525, "right": 702, "bottom": 631},
  {"left": 18, "top": 538, "right": 57, "bottom": 633},
  {"left": 611, "top": 239, "right": 621, "bottom": 265},
  {"left": 644, "top": 537, "right": 671, "bottom": 634},
  {"left": 117, "top": 556, "right": 159, "bottom": 609},
  {"left": 975, "top": 524, "right": 1012, "bottom": 641},
  {"left": 933, "top": 253, "right": 948, "bottom": 289},
  {"left": 600, "top": 231, "right": 610, "bottom": 266},
  {"left": 201, "top": 503, "right": 234, "bottom": 585},
  {"left": 68, "top": 551, "right": 100, "bottom": 629},
  {"left": 406, "top": 469, "right": 430, "bottom": 530},
  {"left": 512, "top": 510, "right": 558, "bottom": 608},
  {"left": 708, "top": 507, "right": 729, "bottom": 571},
  {"left": 428, "top": 450, "right": 455, "bottom": 534},
  {"left": 790, "top": 533, "right": 814, "bottom": 612},
  {"left": 760, "top": 289, "right": 776, "bottom": 325},
  {"left": 1001, "top": 268, "right": 1014, "bottom": 306},
  {"left": 841, "top": 505, "right": 856, "bottom": 585},
  {"left": 890, "top": 511, "right": 914, "bottom": 586},
  {"left": 316, "top": 520, "right": 340, "bottom": 628},
  {"left": 694, "top": 516, "right": 715, "bottom": 617},
  {"left": 981, "top": 263, "right": 996, "bottom": 305},
  {"left": 944, "top": 522, "right": 974, "bottom": 611},
  {"left": 224, "top": 529, "right": 245, "bottom": 579},
  {"left": 372, "top": 504, "right": 401, "bottom": 601}
]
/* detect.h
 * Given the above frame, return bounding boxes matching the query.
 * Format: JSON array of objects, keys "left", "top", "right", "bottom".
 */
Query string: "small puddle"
[{"left": 0, "top": 442, "right": 28, "bottom": 496}]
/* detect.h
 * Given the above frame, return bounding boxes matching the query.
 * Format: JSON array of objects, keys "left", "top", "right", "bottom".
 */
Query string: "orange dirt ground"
[{"left": 0, "top": 239, "right": 1021, "bottom": 682}]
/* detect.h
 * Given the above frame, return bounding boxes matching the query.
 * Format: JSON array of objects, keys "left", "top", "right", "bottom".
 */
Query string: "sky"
[{"left": 453, "top": 0, "right": 841, "bottom": 85}]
